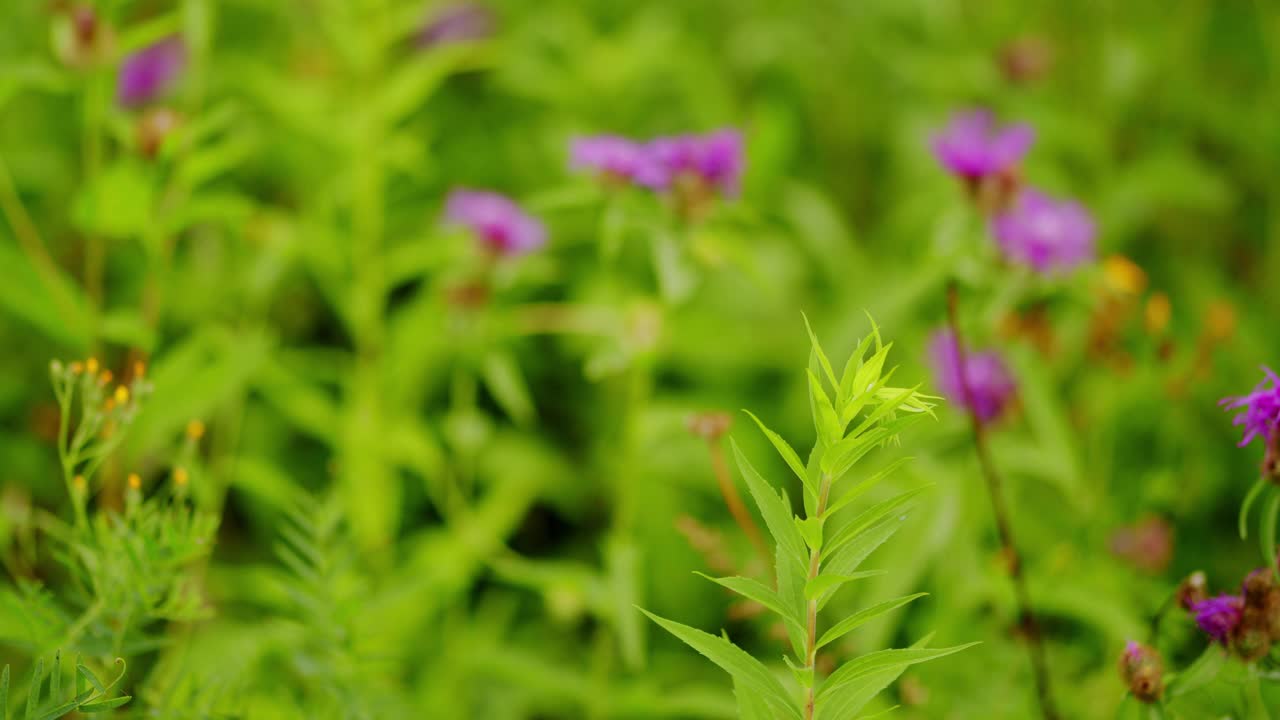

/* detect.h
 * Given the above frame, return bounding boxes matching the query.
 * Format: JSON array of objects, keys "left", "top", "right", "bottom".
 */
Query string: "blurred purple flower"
[
  {"left": 928, "top": 330, "right": 1017, "bottom": 423},
  {"left": 445, "top": 189, "right": 545, "bottom": 256},
  {"left": 992, "top": 188, "right": 1096, "bottom": 272},
  {"left": 117, "top": 37, "right": 186, "bottom": 108},
  {"left": 1220, "top": 367, "right": 1280, "bottom": 449},
  {"left": 1122, "top": 640, "right": 1144, "bottom": 664},
  {"left": 569, "top": 135, "right": 652, "bottom": 184},
  {"left": 1191, "top": 595, "right": 1243, "bottom": 644},
  {"left": 931, "top": 110, "right": 1034, "bottom": 180},
  {"left": 639, "top": 129, "right": 744, "bottom": 198},
  {"left": 418, "top": 3, "right": 494, "bottom": 47}
]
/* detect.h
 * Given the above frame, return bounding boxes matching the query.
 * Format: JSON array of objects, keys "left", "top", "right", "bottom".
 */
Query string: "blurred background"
[{"left": 1, "top": 0, "right": 1279, "bottom": 717}]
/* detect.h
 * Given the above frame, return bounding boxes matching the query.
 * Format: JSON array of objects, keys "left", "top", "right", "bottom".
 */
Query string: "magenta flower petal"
[
  {"left": 569, "top": 135, "right": 652, "bottom": 183},
  {"left": 1191, "top": 595, "right": 1243, "bottom": 644},
  {"left": 445, "top": 189, "right": 545, "bottom": 256},
  {"left": 991, "top": 188, "right": 1096, "bottom": 273},
  {"left": 931, "top": 110, "right": 1034, "bottom": 179},
  {"left": 638, "top": 129, "right": 745, "bottom": 198},
  {"left": 117, "top": 37, "right": 186, "bottom": 108},
  {"left": 928, "top": 330, "right": 1017, "bottom": 423},
  {"left": 1220, "top": 367, "right": 1280, "bottom": 448},
  {"left": 418, "top": 3, "right": 494, "bottom": 47}
]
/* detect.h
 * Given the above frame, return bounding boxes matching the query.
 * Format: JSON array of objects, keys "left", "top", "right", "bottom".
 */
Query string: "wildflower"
[
  {"left": 136, "top": 107, "right": 183, "bottom": 159},
  {"left": 999, "top": 36, "right": 1053, "bottom": 85},
  {"left": 1102, "top": 255, "right": 1147, "bottom": 296},
  {"left": 992, "top": 189, "right": 1096, "bottom": 273},
  {"left": 417, "top": 3, "right": 494, "bottom": 48},
  {"left": 1108, "top": 516, "right": 1173, "bottom": 574},
  {"left": 1191, "top": 595, "right": 1243, "bottom": 645},
  {"left": 686, "top": 411, "right": 732, "bottom": 442},
  {"left": 1220, "top": 367, "right": 1280, "bottom": 450},
  {"left": 1117, "top": 640, "right": 1163, "bottom": 703},
  {"left": 445, "top": 189, "right": 546, "bottom": 256},
  {"left": 640, "top": 129, "right": 744, "bottom": 200},
  {"left": 186, "top": 419, "right": 206, "bottom": 440},
  {"left": 117, "top": 36, "right": 186, "bottom": 108},
  {"left": 931, "top": 110, "right": 1033, "bottom": 182},
  {"left": 86, "top": 357, "right": 99, "bottom": 375},
  {"left": 928, "top": 330, "right": 1017, "bottom": 423},
  {"left": 51, "top": 4, "right": 115, "bottom": 69},
  {"left": 114, "top": 386, "right": 129, "bottom": 404},
  {"left": 569, "top": 135, "right": 652, "bottom": 186},
  {"left": 127, "top": 473, "right": 142, "bottom": 490}
]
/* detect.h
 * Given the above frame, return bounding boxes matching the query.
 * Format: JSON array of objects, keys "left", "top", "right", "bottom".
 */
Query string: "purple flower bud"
[
  {"left": 569, "top": 135, "right": 652, "bottom": 185},
  {"left": 417, "top": 3, "right": 494, "bottom": 48},
  {"left": 928, "top": 330, "right": 1017, "bottom": 423},
  {"left": 991, "top": 189, "right": 1096, "bottom": 273},
  {"left": 1220, "top": 367, "right": 1280, "bottom": 449},
  {"left": 931, "top": 110, "right": 1034, "bottom": 180},
  {"left": 444, "top": 189, "right": 545, "bottom": 256},
  {"left": 117, "top": 37, "right": 186, "bottom": 108},
  {"left": 639, "top": 129, "right": 744, "bottom": 198},
  {"left": 1191, "top": 594, "right": 1243, "bottom": 644}
]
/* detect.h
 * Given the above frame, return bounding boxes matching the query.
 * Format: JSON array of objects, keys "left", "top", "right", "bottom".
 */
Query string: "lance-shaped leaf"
[
  {"left": 804, "top": 570, "right": 886, "bottom": 602},
  {"left": 824, "top": 515, "right": 911, "bottom": 579},
  {"left": 838, "top": 331, "right": 878, "bottom": 409},
  {"left": 640, "top": 610, "right": 802, "bottom": 720},
  {"left": 815, "top": 644, "right": 979, "bottom": 720},
  {"left": 732, "top": 439, "right": 807, "bottom": 568},
  {"left": 743, "top": 411, "right": 815, "bottom": 497},
  {"left": 808, "top": 370, "right": 843, "bottom": 447},
  {"left": 802, "top": 313, "right": 838, "bottom": 390},
  {"left": 697, "top": 573, "right": 806, "bottom": 638},
  {"left": 822, "top": 457, "right": 914, "bottom": 520},
  {"left": 817, "top": 593, "right": 928, "bottom": 650},
  {"left": 822, "top": 486, "right": 932, "bottom": 564}
]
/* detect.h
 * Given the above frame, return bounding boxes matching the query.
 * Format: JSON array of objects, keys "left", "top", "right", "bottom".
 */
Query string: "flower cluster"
[
  {"left": 118, "top": 36, "right": 186, "bottom": 108},
  {"left": 1221, "top": 367, "right": 1280, "bottom": 476},
  {"left": 417, "top": 3, "right": 495, "bottom": 48},
  {"left": 571, "top": 129, "right": 744, "bottom": 218},
  {"left": 932, "top": 109, "right": 1095, "bottom": 274},
  {"left": 444, "top": 189, "right": 546, "bottom": 257},
  {"left": 928, "top": 329, "right": 1017, "bottom": 424},
  {"left": 1184, "top": 568, "right": 1280, "bottom": 661}
]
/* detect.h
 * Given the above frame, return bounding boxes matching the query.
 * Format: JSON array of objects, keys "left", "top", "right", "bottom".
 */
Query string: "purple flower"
[
  {"left": 639, "top": 129, "right": 744, "bottom": 198},
  {"left": 928, "top": 330, "right": 1017, "bottom": 423},
  {"left": 569, "top": 135, "right": 652, "bottom": 184},
  {"left": 418, "top": 4, "right": 494, "bottom": 47},
  {"left": 931, "top": 110, "right": 1034, "bottom": 180},
  {"left": 1220, "top": 367, "right": 1280, "bottom": 448},
  {"left": 117, "top": 37, "right": 186, "bottom": 108},
  {"left": 445, "top": 189, "right": 545, "bottom": 256},
  {"left": 1191, "top": 595, "right": 1243, "bottom": 644},
  {"left": 1122, "top": 640, "right": 1144, "bottom": 664},
  {"left": 992, "top": 188, "right": 1096, "bottom": 272}
]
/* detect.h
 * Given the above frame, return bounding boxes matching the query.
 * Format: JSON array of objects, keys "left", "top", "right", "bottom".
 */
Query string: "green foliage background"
[{"left": 1, "top": 0, "right": 1279, "bottom": 717}]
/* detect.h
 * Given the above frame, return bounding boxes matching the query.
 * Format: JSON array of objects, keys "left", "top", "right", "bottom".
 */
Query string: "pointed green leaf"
[
  {"left": 824, "top": 515, "right": 912, "bottom": 578},
  {"left": 817, "top": 594, "right": 928, "bottom": 650},
  {"left": 822, "top": 486, "right": 932, "bottom": 563},
  {"left": 743, "top": 411, "right": 813, "bottom": 494},
  {"left": 696, "top": 573, "right": 805, "bottom": 637},
  {"left": 804, "top": 570, "right": 886, "bottom": 601},
  {"left": 78, "top": 696, "right": 132, "bottom": 712},
  {"left": 815, "top": 644, "right": 979, "bottom": 720},
  {"left": 640, "top": 609, "right": 802, "bottom": 720},
  {"left": 838, "top": 332, "right": 878, "bottom": 408},
  {"left": 808, "top": 370, "right": 842, "bottom": 445},
  {"left": 24, "top": 657, "right": 41, "bottom": 720},
  {"left": 2, "top": 664, "right": 8, "bottom": 720},
  {"left": 823, "top": 458, "right": 914, "bottom": 519},
  {"left": 1261, "top": 489, "right": 1279, "bottom": 576},
  {"left": 48, "top": 652, "right": 58, "bottom": 708},
  {"left": 481, "top": 350, "right": 535, "bottom": 426},
  {"left": 74, "top": 665, "right": 105, "bottom": 696},
  {"left": 802, "top": 313, "right": 838, "bottom": 390},
  {"left": 735, "top": 680, "right": 774, "bottom": 720},
  {"left": 732, "top": 439, "right": 807, "bottom": 567},
  {"left": 847, "top": 385, "right": 926, "bottom": 440},
  {"left": 776, "top": 543, "right": 808, "bottom": 657}
]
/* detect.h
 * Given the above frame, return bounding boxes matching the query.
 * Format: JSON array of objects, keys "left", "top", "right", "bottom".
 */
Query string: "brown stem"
[
  {"left": 947, "top": 283, "right": 1059, "bottom": 720},
  {"left": 804, "top": 473, "right": 833, "bottom": 720},
  {"left": 706, "top": 438, "right": 769, "bottom": 559}
]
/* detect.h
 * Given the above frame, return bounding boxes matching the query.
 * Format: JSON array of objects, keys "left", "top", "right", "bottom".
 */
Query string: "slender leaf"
[
  {"left": 641, "top": 609, "right": 802, "bottom": 720},
  {"left": 802, "top": 313, "right": 838, "bottom": 390},
  {"left": 744, "top": 411, "right": 814, "bottom": 494},
  {"left": 817, "top": 594, "right": 928, "bottom": 650},
  {"left": 731, "top": 439, "right": 807, "bottom": 567},
  {"left": 804, "top": 570, "right": 886, "bottom": 601},
  {"left": 1240, "top": 477, "right": 1268, "bottom": 539},
  {"left": 1261, "top": 489, "right": 1280, "bottom": 579},
  {"left": 697, "top": 574, "right": 805, "bottom": 637},
  {"left": 822, "top": 487, "right": 932, "bottom": 563}
]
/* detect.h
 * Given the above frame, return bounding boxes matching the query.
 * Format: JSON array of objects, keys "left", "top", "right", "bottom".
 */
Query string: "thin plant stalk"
[
  {"left": 803, "top": 473, "right": 833, "bottom": 720},
  {"left": 947, "top": 283, "right": 1059, "bottom": 720}
]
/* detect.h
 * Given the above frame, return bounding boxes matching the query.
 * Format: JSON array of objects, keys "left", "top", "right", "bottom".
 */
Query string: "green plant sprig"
[{"left": 643, "top": 316, "right": 975, "bottom": 719}]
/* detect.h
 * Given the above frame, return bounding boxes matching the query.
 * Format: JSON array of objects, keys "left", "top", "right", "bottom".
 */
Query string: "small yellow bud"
[
  {"left": 72, "top": 475, "right": 87, "bottom": 492},
  {"left": 1103, "top": 255, "right": 1147, "bottom": 296},
  {"left": 173, "top": 466, "right": 189, "bottom": 486},
  {"left": 1205, "top": 300, "right": 1237, "bottom": 342},
  {"left": 127, "top": 473, "right": 142, "bottom": 490},
  {"left": 86, "top": 357, "right": 99, "bottom": 374},
  {"left": 69, "top": 361, "right": 84, "bottom": 374},
  {"left": 186, "top": 420, "right": 205, "bottom": 440},
  {"left": 99, "top": 369, "right": 113, "bottom": 385},
  {"left": 1144, "top": 292, "right": 1171, "bottom": 335},
  {"left": 133, "top": 360, "right": 146, "bottom": 379},
  {"left": 114, "top": 386, "right": 129, "bottom": 404}
]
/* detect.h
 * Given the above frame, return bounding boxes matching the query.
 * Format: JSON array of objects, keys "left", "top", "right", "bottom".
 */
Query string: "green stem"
[{"left": 803, "top": 473, "right": 833, "bottom": 720}]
